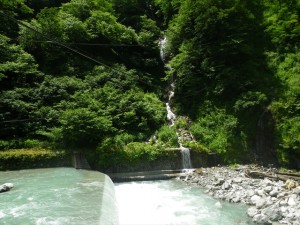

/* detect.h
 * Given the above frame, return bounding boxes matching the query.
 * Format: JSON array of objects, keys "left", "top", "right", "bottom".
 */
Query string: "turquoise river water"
[
  {"left": 0, "top": 168, "right": 117, "bottom": 225},
  {"left": 0, "top": 168, "right": 255, "bottom": 225}
]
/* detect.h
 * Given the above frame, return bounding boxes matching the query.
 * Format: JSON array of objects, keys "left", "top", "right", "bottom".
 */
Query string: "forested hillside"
[{"left": 0, "top": 0, "right": 299, "bottom": 169}]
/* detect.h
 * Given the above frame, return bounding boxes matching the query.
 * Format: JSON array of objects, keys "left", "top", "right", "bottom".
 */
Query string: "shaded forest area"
[{"left": 0, "top": 0, "right": 299, "bottom": 169}]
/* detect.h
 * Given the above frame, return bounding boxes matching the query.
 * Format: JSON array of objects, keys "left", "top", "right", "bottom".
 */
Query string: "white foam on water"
[
  {"left": 115, "top": 180, "right": 255, "bottom": 225},
  {"left": 10, "top": 205, "right": 27, "bottom": 217},
  {"left": 0, "top": 210, "right": 6, "bottom": 219},
  {"left": 36, "top": 217, "right": 69, "bottom": 225},
  {"left": 78, "top": 181, "right": 103, "bottom": 187}
]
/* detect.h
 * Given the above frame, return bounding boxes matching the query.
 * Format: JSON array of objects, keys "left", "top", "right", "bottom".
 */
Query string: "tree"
[{"left": 0, "top": 34, "right": 43, "bottom": 139}]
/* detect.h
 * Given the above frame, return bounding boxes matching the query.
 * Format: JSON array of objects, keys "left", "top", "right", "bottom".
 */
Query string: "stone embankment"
[{"left": 179, "top": 165, "right": 300, "bottom": 225}]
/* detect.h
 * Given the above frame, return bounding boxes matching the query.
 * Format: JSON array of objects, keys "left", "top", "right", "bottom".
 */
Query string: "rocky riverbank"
[{"left": 179, "top": 165, "right": 300, "bottom": 225}]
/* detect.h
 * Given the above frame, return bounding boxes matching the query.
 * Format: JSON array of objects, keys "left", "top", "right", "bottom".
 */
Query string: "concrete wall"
[{"left": 96, "top": 150, "right": 220, "bottom": 173}]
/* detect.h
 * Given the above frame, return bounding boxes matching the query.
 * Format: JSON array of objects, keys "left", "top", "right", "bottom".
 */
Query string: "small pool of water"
[{"left": 115, "top": 179, "right": 255, "bottom": 225}]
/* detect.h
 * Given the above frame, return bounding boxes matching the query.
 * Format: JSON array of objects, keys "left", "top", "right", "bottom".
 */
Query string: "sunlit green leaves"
[
  {"left": 0, "top": 34, "right": 41, "bottom": 88},
  {"left": 60, "top": 108, "right": 114, "bottom": 148},
  {"left": 264, "top": 0, "right": 300, "bottom": 50},
  {"left": 86, "top": 11, "right": 137, "bottom": 44},
  {"left": 190, "top": 106, "right": 238, "bottom": 154},
  {"left": 269, "top": 50, "right": 300, "bottom": 156}
]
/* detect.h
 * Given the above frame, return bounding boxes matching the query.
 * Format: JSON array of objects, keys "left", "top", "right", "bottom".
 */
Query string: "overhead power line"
[
  {"left": 31, "top": 40, "right": 141, "bottom": 47},
  {"left": 0, "top": 118, "right": 45, "bottom": 123},
  {"left": 0, "top": 10, "right": 138, "bottom": 76}
]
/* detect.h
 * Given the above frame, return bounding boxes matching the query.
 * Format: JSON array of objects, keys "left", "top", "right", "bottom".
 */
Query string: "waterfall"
[
  {"left": 180, "top": 146, "right": 193, "bottom": 169},
  {"left": 166, "top": 82, "right": 176, "bottom": 126},
  {"left": 160, "top": 35, "right": 193, "bottom": 170},
  {"left": 178, "top": 131, "right": 192, "bottom": 169},
  {"left": 159, "top": 36, "right": 167, "bottom": 62}
]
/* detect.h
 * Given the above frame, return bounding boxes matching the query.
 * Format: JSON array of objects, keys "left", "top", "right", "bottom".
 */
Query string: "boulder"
[
  {"left": 222, "top": 181, "right": 231, "bottom": 190},
  {"left": 288, "top": 196, "right": 297, "bottom": 206},
  {"left": 292, "top": 186, "right": 300, "bottom": 195},
  {"left": 256, "top": 198, "right": 266, "bottom": 209},
  {"left": 247, "top": 207, "right": 258, "bottom": 217},
  {"left": 214, "top": 178, "right": 225, "bottom": 186},
  {"left": 0, "top": 183, "right": 14, "bottom": 193},
  {"left": 232, "top": 177, "right": 242, "bottom": 183},
  {"left": 214, "top": 201, "right": 222, "bottom": 209},
  {"left": 256, "top": 189, "right": 265, "bottom": 196},
  {"left": 252, "top": 213, "right": 271, "bottom": 224},
  {"left": 261, "top": 205, "right": 282, "bottom": 221},
  {"left": 269, "top": 189, "right": 279, "bottom": 197},
  {"left": 264, "top": 186, "right": 273, "bottom": 193},
  {"left": 251, "top": 195, "right": 261, "bottom": 205}
]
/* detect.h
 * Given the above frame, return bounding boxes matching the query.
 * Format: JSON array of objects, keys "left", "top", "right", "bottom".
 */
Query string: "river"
[
  {"left": 115, "top": 179, "right": 255, "bottom": 225},
  {"left": 0, "top": 168, "right": 255, "bottom": 225},
  {"left": 0, "top": 168, "right": 117, "bottom": 225}
]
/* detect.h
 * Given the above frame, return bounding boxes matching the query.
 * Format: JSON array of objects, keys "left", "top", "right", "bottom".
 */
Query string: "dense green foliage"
[
  {"left": 1, "top": 0, "right": 300, "bottom": 169},
  {"left": 159, "top": 0, "right": 300, "bottom": 166},
  {"left": 0, "top": 148, "right": 70, "bottom": 170}
]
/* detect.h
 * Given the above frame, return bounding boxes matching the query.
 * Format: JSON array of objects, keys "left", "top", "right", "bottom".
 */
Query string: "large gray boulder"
[{"left": 0, "top": 183, "right": 14, "bottom": 193}]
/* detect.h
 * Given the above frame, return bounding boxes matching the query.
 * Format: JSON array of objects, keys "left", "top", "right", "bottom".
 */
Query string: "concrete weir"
[
  {"left": 72, "top": 151, "right": 91, "bottom": 170},
  {"left": 102, "top": 150, "right": 219, "bottom": 181},
  {"left": 108, "top": 169, "right": 186, "bottom": 182}
]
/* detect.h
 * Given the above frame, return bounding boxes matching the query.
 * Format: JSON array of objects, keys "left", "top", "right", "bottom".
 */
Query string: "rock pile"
[{"left": 179, "top": 166, "right": 300, "bottom": 225}]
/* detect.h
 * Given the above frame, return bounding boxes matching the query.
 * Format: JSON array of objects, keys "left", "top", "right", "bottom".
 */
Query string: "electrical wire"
[
  {"left": 0, "top": 118, "right": 45, "bottom": 123},
  {"left": 31, "top": 40, "right": 141, "bottom": 47},
  {"left": 0, "top": 10, "right": 142, "bottom": 77},
  {"left": 0, "top": 10, "right": 156, "bottom": 125}
]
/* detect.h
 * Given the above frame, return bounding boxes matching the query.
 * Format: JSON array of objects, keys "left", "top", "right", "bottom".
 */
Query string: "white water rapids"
[{"left": 115, "top": 180, "right": 255, "bottom": 225}]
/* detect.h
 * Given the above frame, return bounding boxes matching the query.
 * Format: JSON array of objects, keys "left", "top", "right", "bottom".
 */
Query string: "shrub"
[
  {"left": 0, "top": 139, "right": 45, "bottom": 150},
  {"left": 24, "top": 139, "right": 43, "bottom": 148},
  {"left": 156, "top": 125, "right": 178, "bottom": 147},
  {"left": 124, "top": 142, "right": 162, "bottom": 162},
  {"left": 183, "top": 141, "right": 208, "bottom": 153},
  {"left": 0, "top": 148, "right": 70, "bottom": 170},
  {"left": 174, "top": 117, "right": 189, "bottom": 129},
  {"left": 189, "top": 105, "right": 247, "bottom": 163},
  {"left": 0, "top": 140, "right": 21, "bottom": 150}
]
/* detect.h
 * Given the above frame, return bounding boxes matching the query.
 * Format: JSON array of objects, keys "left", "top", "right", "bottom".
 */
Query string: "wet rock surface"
[
  {"left": 179, "top": 165, "right": 300, "bottom": 225},
  {"left": 0, "top": 183, "right": 14, "bottom": 193}
]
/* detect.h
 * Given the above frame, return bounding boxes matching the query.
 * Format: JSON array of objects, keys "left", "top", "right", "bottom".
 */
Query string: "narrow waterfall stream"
[
  {"left": 160, "top": 36, "right": 193, "bottom": 170},
  {"left": 166, "top": 82, "right": 176, "bottom": 126},
  {"left": 166, "top": 82, "right": 192, "bottom": 169}
]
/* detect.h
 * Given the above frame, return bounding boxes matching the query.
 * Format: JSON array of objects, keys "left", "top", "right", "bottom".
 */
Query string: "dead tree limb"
[{"left": 245, "top": 170, "right": 300, "bottom": 182}]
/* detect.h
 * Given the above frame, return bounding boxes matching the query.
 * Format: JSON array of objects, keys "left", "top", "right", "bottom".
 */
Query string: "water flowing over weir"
[
  {"left": 181, "top": 146, "right": 193, "bottom": 169},
  {"left": 115, "top": 180, "right": 255, "bottom": 225}
]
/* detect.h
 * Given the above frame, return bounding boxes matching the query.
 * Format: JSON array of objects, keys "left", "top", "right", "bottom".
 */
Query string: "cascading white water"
[
  {"left": 166, "top": 103, "right": 176, "bottom": 126},
  {"left": 160, "top": 36, "right": 193, "bottom": 170},
  {"left": 159, "top": 36, "right": 167, "bottom": 62},
  {"left": 115, "top": 180, "right": 255, "bottom": 225},
  {"left": 180, "top": 146, "right": 193, "bottom": 169},
  {"left": 166, "top": 82, "right": 176, "bottom": 126}
]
